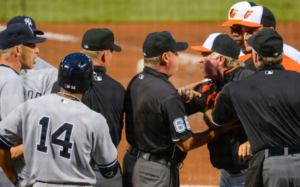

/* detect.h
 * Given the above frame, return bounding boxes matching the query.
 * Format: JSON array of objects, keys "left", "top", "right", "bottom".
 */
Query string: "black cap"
[
  {"left": 81, "top": 28, "right": 121, "bottom": 52},
  {"left": 143, "top": 31, "right": 188, "bottom": 58},
  {"left": 247, "top": 29, "right": 283, "bottom": 57},
  {"left": 7, "top": 16, "right": 44, "bottom": 35},
  {"left": 0, "top": 23, "right": 46, "bottom": 50},
  {"left": 191, "top": 33, "right": 240, "bottom": 59}
]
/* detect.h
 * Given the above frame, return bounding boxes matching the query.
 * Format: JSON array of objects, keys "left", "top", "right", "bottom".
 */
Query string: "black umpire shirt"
[
  {"left": 212, "top": 65, "right": 300, "bottom": 154},
  {"left": 51, "top": 66, "right": 125, "bottom": 147},
  {"left": 125, "top": 66, "right": 192, "bottom": 157},
  {"left": 185, "top": 66, "right": 254, "bottom": 173}
]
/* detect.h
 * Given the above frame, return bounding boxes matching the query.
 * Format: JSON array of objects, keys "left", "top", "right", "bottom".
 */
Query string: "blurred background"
[{"left": 1, "top": 0, "right": 299, "bottom": 186}]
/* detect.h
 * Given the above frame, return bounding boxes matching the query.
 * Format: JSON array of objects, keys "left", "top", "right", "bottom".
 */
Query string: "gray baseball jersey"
[
  {"left": 20, "top": 57, "right": 58, "bottom": 100},
  {"left": 0, "top": 94, "right": 117, "bottom": 184},
  {"left": 0, "top": 65, "right": 25, "bottom": 121}
]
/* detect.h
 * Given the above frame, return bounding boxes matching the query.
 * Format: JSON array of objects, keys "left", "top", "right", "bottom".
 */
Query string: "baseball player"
[
  {"left": 7, "top": 16, "right": 58, "bottom": 100},
  {"left": 178, "top": 33, "right": 254, "bottom": 187},
  {"left": 208, "top": 28, "right": 300, "bottom": 187},
  {"left": 6, "top": 16, "right": 58, "bottom": 184},
  {"left": 221, "top": 1, "right": 257, "bottom": 57},
  {"left": 0, "top": 53, "right": 118, "bottom": 187},
  {"left": 124, "top": 31, "right": 231, "bottom": 187},
  {"left": 234, "top": 6, "right": 300, "bottom": 70},
  {"left": 51, "top": 28, "right": 125, "bottom": 187},
  {"left": 222, "top": 2, "right": 300, "bottom": 64}
]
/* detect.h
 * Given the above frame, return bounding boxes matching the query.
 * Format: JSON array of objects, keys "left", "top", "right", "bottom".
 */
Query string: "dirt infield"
[{"left": 23, "top": 22, "right": 300, "bottom": 186}]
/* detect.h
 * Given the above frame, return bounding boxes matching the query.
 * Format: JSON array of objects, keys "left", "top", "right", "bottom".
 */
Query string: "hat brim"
[
  {"left": 234, "top": 21, "right": 263, "bottom": 28},
  {"left": 171, "top": 42, "right": 188, "bottom": 52},
  {"left": 26, "top": 37, "right": 47, "bottom": 44},
  {"left": 221, "top": 19, "right": 243, "bottom": 27},
  {"left": 191, "top": 46, "right": 213, "bottom": 52},
  {"left": 33, "top": 29, "right": 44, "bottom": 35},
  {"left": 111, "top": 44, "right": 122, "bottom": 52}
]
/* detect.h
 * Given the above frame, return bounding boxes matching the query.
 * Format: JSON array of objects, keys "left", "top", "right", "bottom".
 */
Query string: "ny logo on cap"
[
  {"left": 230, "top": 8, "right": 238, "bottom": 18},
  {"left": 244, "top": 10, "right": 253, "bottom": 19},
  {"left": 24, "top": 18, "right": 32, "bottom": 26},
  {"left": 28, "top": 25, "right": 34, "bottom": 34}
]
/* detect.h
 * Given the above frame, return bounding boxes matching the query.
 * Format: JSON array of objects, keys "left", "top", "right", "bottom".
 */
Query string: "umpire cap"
[{"left": 58, "top": 53, "right": 94, "bottom": 93}]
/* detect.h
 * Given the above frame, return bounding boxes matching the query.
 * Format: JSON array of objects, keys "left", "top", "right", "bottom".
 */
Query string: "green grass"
[{"left": 0, "top": 0, "right": 299, "bottom": 22}]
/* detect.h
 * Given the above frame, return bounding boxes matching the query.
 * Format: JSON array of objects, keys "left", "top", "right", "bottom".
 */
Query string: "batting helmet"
[{"left": 58, "top": 53, "right": 94, "bottom": 93}]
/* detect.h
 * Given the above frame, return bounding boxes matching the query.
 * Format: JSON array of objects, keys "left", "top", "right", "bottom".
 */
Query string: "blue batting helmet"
[{"left": 58, "top": 53, "right": 94, "bottom": 92}]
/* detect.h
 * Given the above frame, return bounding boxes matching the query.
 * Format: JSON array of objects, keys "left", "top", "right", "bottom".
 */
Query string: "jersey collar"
[
  {"left": 143, "top": 66, "right": 170, "bottom": 80},
  {"left": 94, "top": 66, "right": 107, "bottom": 74},
  {"left": 223, "top": 66, "right": 243, "bottom": 84},
  {"left": 257, "top": 64, "right": 285, "bottom": 71},
  {"left": 0, "top": 64, "right": 19, "bottom": 75}
]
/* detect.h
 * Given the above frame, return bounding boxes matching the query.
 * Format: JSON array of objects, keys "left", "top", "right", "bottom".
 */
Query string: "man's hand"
[
  {"left": 178, "top": 87, "right": 201, "bottom": 103},
  {"left": 238, "top": 141, "right": 251, "bottom": 159},
  {"left": 10, "top": 144, "right": 24, "bottom": 161}
]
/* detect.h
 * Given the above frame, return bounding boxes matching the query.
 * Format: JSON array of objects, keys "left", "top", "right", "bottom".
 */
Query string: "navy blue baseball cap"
[
  {"left": 7, "top": 16, "right": 44, "bottom": 35},
  {"left": 0, "top": 23, "right": 46, "bottom": 50}
]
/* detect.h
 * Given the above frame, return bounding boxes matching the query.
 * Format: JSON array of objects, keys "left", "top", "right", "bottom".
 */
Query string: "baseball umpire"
[
  {"left": 52, "top": 28, "right": 125, "bottom": 187},
  {"left": 209, "top": 29, "right": 300, "bottom": 187},
  {"left": 124, "top": 31, "right": 231, "bottom": 187},
  {"left": 0, "top": 53, "right": 118, "bottom": 187},
  {"left": 0, "top": 23, "right": 46, "bottom": 185}
]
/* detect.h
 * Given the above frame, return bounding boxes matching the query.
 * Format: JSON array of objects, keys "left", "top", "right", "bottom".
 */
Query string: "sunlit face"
[
  {"left": 168, "top": 51, "right": 179, "bottom": 76},
  {"left": 20, "top": 43, "right": 39, "bottom": 69},
  {"left": 242, "top": 26, "right": 263, "bottom": 53},
  {"left": 199, "top": 52, "right": 219, "bottom": 79},
  {"left": 230, "top": 25, "right": 244, "bottom": 48}
]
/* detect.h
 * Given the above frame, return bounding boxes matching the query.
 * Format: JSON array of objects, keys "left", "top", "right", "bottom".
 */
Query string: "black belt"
[
  {"left": 265, "top": 147, "right": 300, "bottom": 158},
  {"left": 127, "top": 145, "right": 181, "bottom": 168}
]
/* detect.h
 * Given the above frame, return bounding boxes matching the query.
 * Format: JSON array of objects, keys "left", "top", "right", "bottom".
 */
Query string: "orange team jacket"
[{"left": 239, "top": 53, "right": 300, "bottom": 73}]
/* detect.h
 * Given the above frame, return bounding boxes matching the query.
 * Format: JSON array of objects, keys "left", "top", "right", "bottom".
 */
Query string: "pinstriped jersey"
[
  {"left": 0, "top": 65, "right": 25, "bottom": 121},
  {"left": 20, "top": 57, "right": 58, "bottom": 100},
  {"left": 0, "top": 94, "right": 117, "bottom": 184}
]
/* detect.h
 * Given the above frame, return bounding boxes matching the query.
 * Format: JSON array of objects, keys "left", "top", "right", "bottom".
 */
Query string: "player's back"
[{"left": 20, "top": 94, "right": 116, "bottom": 184}]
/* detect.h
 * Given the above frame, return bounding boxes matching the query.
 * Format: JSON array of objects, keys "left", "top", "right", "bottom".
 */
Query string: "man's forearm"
[
  {"left": 0, "top": 149, "right": 17, "bottom": 182},
  {"left": 10, "top": 144, "right": 24, "bottom": 161}
]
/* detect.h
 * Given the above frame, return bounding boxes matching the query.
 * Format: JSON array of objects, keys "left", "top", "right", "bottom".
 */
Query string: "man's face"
[
  {"left": 168, "top": 51, "right": 179, "bottom": 76},
  {"left": 199, "top": 52, "right": 219, "bottom": 79},
  {"left": 230, "top": 25, "right": 244, "bottom": 48},
  {"left": 20, "top": 43, "right": 39, "bottom": 69},
  {"left": 243, "top": 26, "right": 263, "bottom": 53}
]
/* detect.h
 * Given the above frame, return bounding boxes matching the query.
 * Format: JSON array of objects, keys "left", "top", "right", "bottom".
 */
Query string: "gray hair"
[
  {"left": 80, "top": 48, "right": 103, "bottom": 59},
  {"left": 253, "top": 49, "right": 283, "bottom": 67},
  {"left": 211, "top": 52, "right": 244, "bottom": 67}
]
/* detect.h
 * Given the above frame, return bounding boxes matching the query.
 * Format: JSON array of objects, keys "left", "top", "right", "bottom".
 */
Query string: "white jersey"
[
  {"left": 0, "top": 94, "right": 117, "bottom": 184},
  {"left": 0, "top": 65, "right": 25, "bottom": 121},
  {"left": 20, "top": 57, "right": 58, "bottom": 100},
  {"left": 283, "top": 43, "right": 300, "bottom": 64}
]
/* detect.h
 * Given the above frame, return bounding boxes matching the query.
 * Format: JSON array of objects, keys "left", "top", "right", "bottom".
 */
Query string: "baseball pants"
[
  {"left": 33, "top": 182, "right": 92, "bottom": 187},
  {"left": 262, "top": 153, "right": 300, "bottom": 187},
  {"left": 122, "top": 150, "right": 137, "bottom": 187},
  {"left": 0, "top": 167, "right": 14, "bottom": 187},
  {"left": 219, "top": 169, "right": 246, "bottom": 187}
]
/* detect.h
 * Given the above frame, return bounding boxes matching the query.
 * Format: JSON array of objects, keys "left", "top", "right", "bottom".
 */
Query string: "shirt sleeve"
[
  {"left": 1, "top": 78, "right": 25, "bottom": 119},
  {"left": 161, "top": 93, "right": 193, "bottom": 142},
  {"left": 91, "top": 115, "right": 118, "bottom": 167},
  {"left": 0, "top": 104, "right": 23, "bottom": 150},
  {"left": 211, "top": 83, "right": 236, "bottom": 127}
]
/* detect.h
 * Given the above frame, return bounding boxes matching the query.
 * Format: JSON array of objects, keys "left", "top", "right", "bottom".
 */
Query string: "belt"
[
  {"left": 265, "top": 147, "right": 300, "bottom": 158},
  {"left": 127, "top": 145, "right": 181, "bottom": 168},
  {"left": 36, "top": 180, "right": 91, "bottom": 186}
]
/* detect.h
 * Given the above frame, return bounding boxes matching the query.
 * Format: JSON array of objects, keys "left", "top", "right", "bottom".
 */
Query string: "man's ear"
[
  {"left": 160, "top": 52, "right": 169, "bottom": 66},
  {"left": 252, "top": 51, "right": 259, "bottom": 68},
  {"left": 268, "top": 27, "right": 275, "bottom": 30},
  {"left": 218, "top": 55, "right": 226, "bottom": 67},
  {"left": 101, "top": 51, "right": 107, "bottom": 63},
  {"left": 13, "top": 45, "right": 21, "bottom": 57}
]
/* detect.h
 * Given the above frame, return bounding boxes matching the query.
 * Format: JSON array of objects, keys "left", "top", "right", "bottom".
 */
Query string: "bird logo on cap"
[
  {"left": 24, "top": 18, "right": 32, "bottom": 27},
  {"left": 244, "top": 10, "right": 254, "bottom": 19},
  {"left": 230, "top": 8, "right": 238, "bottom": 18}
]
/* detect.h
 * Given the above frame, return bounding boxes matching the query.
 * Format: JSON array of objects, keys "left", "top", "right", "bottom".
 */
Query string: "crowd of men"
[{"left": 0, "top": 1, "right": 300, "bottom": 187}]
